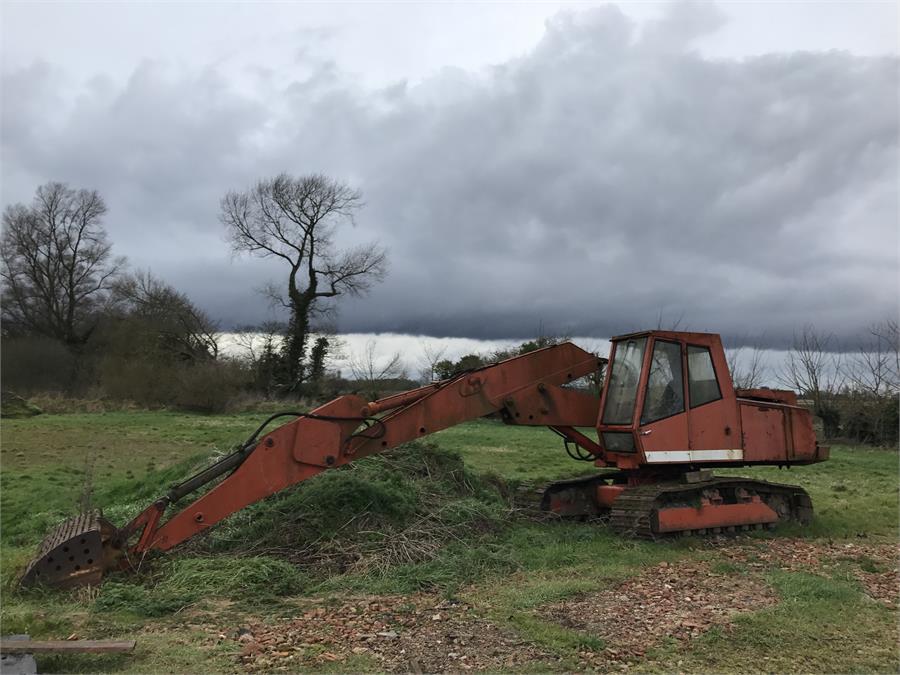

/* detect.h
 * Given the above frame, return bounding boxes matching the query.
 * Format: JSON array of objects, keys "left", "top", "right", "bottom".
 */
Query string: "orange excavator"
[{"left": 21, "top": 330, "right": 828, "bottom": 589}]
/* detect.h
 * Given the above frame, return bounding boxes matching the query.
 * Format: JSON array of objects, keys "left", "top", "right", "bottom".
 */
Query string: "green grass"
[
  {"left": 434, "top": 418, "right": 596, "bottom": 482},
  {"left": 1, "top": 411, "right": 897, "bottom": 673},
  {"left": 637, "top": 570, "right": 898, "bottom": 674}
]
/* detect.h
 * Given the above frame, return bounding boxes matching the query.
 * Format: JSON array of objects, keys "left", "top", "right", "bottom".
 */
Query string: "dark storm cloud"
[{"left": 2, "top": 4, "right": 897, "bottom": 346}]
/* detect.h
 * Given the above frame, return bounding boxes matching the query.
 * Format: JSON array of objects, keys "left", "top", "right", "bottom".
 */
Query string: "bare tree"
[
  {"left": 229, "top": 322, "right": 284, "bottom": 364},
  {"left": 776, "top": 325, "right": 842, "bottom": 415},
  {"left": 349, "top": 339, "right": 406, "bottom": 399},
  {"left": 220, "top": 173, "right": 387, "bottom": 391},
  {"left": 655, "top": 308, "right": 686, "bottom": 331},
  {"left": 875, "top": 318, "right": 900, "bottom": 394},
  {"left": 835, "top": 318, "right": 900, "bottom": 445},
  {"left": 113, "top": 271, "right": 219, "bottom": 361},
  {"left": 229, "top": 321, "right": 287, "bottom": 397},
  {"left": 1, "top": 182, "right": 125, "bottom": 345},
  {"left": 844, "top": 318, "right": 899, "bottom": 397},
  {"left": 726, "top": 340, "right": 768, "bottom": 389},
  {"left": 417, "top": 339, "right": 448, "bottom": 383},
  {"left": 573, "top": 338, "right": 610, "bottom": 396}
]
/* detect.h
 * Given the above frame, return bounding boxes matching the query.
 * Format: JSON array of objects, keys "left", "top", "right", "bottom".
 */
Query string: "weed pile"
[
  {"left": 83, "top": 441, "right": 518, "bottom": 616},
  {"left": 192, "top": 441, "right": 514, "bottom": 575}
]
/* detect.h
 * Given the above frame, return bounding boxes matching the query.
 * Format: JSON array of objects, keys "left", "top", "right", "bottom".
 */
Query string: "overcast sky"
[{"left": 2, "top": 1, "right": 897, "bottom": 347}]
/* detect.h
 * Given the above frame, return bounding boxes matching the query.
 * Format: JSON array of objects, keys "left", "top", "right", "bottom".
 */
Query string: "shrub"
[
  {"left": 840, "top": 394, "right": 899, "bottom": 446},
  {"left": 97, "top": 356, "right": 176, "bottom": 405},
  {"left": 171, "top": 359, "right": 250, "bottom": 413},
  {"left": 0, "top": 391, "right": 42, "bottom": 418},
  {"left": 0, "top": 337, "right": 78, "bottom": 394}
]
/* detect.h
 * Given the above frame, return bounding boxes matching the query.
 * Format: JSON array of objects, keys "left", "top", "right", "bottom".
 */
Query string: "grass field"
[{"left": 1, "top": 411, "right": 897, "bottom": 673}]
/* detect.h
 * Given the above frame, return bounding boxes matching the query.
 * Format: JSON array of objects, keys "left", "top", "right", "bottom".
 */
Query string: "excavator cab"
[
  {"left": 595, "top": 330, "right": 824, "bottom": 471},
  {"left": 553, "top": 330, "right": 823, "bottom": 537},
  {"left": 597, "top": 331, "right": 739, "bottom": 469}
]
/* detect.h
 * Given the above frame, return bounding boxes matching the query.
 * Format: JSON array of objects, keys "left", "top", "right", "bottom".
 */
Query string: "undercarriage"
[{"left": 542, "top": 473, "right": 813, "bottom": 537}]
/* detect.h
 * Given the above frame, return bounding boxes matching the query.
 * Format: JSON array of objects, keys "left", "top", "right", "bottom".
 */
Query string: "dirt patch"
[
  {"left": 544, "top": 559, "right": 776, "bottom": 665},
  {"left": 232, "top": 595, "right": 558, "bottom": 672},
  {"left": 717, "top": 538, "right": 899, "bottom": 607},
  {"left": 219, "top": 538, "right": 897, "bottom": 672}
]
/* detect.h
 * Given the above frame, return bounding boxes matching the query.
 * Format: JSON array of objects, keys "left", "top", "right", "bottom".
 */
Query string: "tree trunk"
[{"left": 285, "top": 294, "right": 314, "bottom": 391}]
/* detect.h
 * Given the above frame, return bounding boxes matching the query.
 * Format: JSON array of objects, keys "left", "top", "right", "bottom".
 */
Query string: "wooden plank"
[{"left": 0, "top": 640, "right": 136, "bottom": 654}]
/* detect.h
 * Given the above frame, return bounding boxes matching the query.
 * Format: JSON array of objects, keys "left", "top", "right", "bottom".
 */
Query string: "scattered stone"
[
  {"left": 544, "top": 559, "right": 778, "bottom": 668},
  {"left": 220, "top": 537, "right": 897, "bottom": 673},
  {"left": 716, "top": 538, "right": 899, "bottom": 608},
  {"left": 232, "top": 594, "right": 556, "bottom": 672}
]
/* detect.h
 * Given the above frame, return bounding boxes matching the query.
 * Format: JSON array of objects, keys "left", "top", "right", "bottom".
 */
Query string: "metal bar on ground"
[
  {"left": 0, "top": 640, "right": 136, "bottom": 655},
  {"left": 0, "top": 635, "right": 36, "bottom": 675}
]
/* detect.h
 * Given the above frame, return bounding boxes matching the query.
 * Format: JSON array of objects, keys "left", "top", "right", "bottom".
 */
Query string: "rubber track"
[{"left": 609, "top": 478, "right": 813, "bottom": 538}]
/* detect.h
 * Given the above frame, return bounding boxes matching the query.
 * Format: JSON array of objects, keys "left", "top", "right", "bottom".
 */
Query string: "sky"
[{"left": 2, "top": 1, "right": 898, "bottom": 351}]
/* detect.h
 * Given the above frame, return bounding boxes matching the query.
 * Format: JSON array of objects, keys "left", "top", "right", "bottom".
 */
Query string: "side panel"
[
  {"left": 740, "top": 402, "right": 787, "bottom": 462},
  {"left": 689, "top": 398, "right": 740, "bottom": 452},
  {"left": 740, "top": 400, "right": 822, "bottom": 463},
  {"left": 789, "top": 408, "right": 821, "bottom": 461}
]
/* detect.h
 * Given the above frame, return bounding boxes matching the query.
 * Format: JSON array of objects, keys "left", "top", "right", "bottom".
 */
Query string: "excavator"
[{"left": 21, "top": 330, "right": 828, "bottom": 589}]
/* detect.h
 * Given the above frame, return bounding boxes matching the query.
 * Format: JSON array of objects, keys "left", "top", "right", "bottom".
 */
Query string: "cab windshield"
[{"left": 601, "top": 337, "right": 647, "bottom": 425}]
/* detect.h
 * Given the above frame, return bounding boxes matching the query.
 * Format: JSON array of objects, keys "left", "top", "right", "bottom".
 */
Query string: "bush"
[
  {"left": 96, "top": 355, "right": 250, "bottom": 413},
  {"left": 0, "top": 391, "right": 42, "bottom": 418},
  {"left": 97, "top": 356, "right": 176, "bottom": 405},
  {"left": 171, "top": 359, "right": 250, "bottom": 414},
  {"left": 840, "top": 394, "right": 899, "bottom": 446},
  {"left": 0, "top": 337, "right": 78, "bottom": 394},
  {"left": 816, "top": 402, "right": 842, "bottom": 439}
]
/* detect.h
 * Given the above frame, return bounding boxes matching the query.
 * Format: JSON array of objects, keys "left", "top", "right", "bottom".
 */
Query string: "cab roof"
[{"left": 611, "top": 329, "right": 721, "bottom": 342}]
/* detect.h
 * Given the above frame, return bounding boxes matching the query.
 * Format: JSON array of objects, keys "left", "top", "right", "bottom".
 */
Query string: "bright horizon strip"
[{"left": 217, "top": 331, "right": 820, "bottom": 390}]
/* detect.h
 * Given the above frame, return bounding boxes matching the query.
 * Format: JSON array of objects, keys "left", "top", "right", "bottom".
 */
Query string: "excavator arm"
[
  {"left": 21, "top": 343, "right": 603, "bottom": 587},
  {"left": 134, "top": 342, "right": 602, "bottom": 552}
]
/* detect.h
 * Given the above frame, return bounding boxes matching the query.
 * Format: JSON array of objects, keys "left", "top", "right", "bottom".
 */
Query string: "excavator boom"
[{"left": 21, "top": 343, "right": 603, "bottom": 588}]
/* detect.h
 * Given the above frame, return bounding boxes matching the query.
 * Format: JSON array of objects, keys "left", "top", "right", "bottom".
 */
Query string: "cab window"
[
  {"left": 641, "top": 340, "right": 685, "bottom": 424},
  {"left": 602, "top": 337, "right": 647, "bottom": 425},
  {"left": 687, "top": 345, "right": 721, "bottom": 407}
]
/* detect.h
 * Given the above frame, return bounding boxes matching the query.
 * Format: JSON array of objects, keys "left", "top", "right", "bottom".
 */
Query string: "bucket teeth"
[{"left": 19, "top": 510, "right": 116, "bottom": 589}]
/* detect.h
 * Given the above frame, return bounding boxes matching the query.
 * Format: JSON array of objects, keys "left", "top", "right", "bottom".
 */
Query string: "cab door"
[
  {"left": 636, "top": 339, "right": 690, "bottom": 459},
  {"left": 685, "top": 341, "right": 740, "bottom": 454}
]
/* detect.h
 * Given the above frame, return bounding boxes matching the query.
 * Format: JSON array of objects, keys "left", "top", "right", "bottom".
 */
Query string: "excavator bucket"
[{"left": 19, "top": 511, "right": 119, "bottom": 589}]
